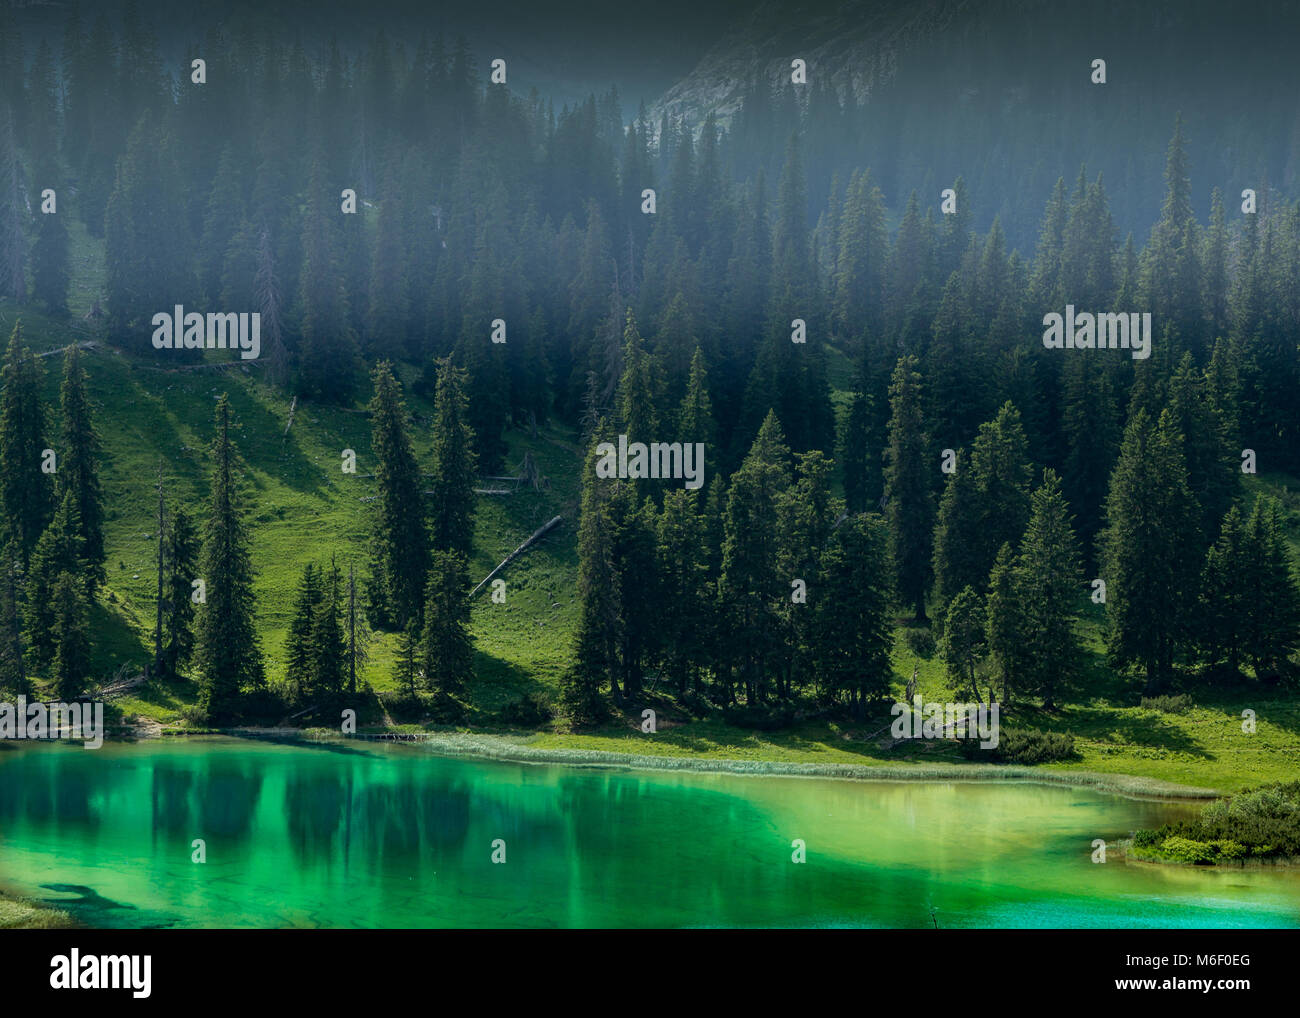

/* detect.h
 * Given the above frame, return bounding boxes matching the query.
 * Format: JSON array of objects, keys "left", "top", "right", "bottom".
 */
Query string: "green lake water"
[{"left": 0, "top": 737, "right": 1296, "bottom": 928}]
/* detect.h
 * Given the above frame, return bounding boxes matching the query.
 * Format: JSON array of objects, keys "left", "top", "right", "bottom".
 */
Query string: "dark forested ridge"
[{"left": 0, "top": 0, "right": 1297, "bottom": 736}]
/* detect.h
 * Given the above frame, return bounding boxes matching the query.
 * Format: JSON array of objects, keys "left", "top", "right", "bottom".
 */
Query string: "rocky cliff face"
[{"left": 646, "top": 0, "right": 973, "bottom": 135}]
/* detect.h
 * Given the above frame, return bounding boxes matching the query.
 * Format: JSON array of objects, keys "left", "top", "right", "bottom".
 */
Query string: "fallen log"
[{"left": 469, "top": 515, "right": 563, "bottom": 599}]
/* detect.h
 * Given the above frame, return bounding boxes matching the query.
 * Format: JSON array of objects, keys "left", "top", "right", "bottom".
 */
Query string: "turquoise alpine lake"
[{"left": 0, "top": 737, "right": 1296, "bottom": 928}]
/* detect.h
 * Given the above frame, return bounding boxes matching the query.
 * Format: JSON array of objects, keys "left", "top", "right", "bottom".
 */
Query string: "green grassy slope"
[{"left": 6, "top": 225, "right": 1300, "bottom": 795}]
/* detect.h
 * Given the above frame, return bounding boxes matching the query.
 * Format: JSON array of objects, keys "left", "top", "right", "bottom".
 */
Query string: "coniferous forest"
[
  {"left": 1, "top": 0, "right": 1299, "bottom": 815},
  {"left": 6, "top": 0, "right": 1300, "bottom": 958}
]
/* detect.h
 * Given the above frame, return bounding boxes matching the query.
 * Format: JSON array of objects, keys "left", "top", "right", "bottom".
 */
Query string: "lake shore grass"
[
  {"left": 266, "top": 727, "right": 1222, "bottom": 800},
  {"left": 0, "top": 886, "right": 76, "bottom": 930}
]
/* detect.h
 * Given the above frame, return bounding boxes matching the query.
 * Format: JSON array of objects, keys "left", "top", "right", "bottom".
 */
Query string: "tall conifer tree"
[{"left": 195, "top": 395, "right": 264, "bottom": 720}]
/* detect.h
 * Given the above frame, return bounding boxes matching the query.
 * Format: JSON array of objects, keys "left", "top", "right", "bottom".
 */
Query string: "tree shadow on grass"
[
  {"left": 86, "top": 599, "right": 150, "bottom": 682},
  {"left": 122, "top": 370, "right": 327, "bottom": 499},
  {"left": 464, "top": 648, "right": 555, "bottom": 724},
  {"left": 1043, "top": 703, "right": 1210, "bottom": 757}
]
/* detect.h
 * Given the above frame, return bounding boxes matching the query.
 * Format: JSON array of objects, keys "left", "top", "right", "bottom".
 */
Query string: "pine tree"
[
  {"left": 24, "top": 489, "right": 83, "bottom": 667},
  {"left": 655, "top": 488, "right": 708, "bottom": 695},
  {"left": 58, "top": 345, "right": 105, "bottom": 591},
  {"left": 1243, "top": 497, "right": 1300, "bottom": 680},
  {"left": 812, "top": 512, "right": 894, "bottom": 715},
  {"left": 366, "top": 362, "right": 430, "bottom": 629},
  {"left": 0, "top": 322, "right": 54, "bottom": 559},
  {"left": 194, "top": 395, "right": 264, "bottom": 721},
  {"left": 883, "top": 356, "right": 933, "bottom": 621},
  {"left": 985, "top": 543, "right": 1024, "bottom": 702},
  {"left": 421, "top": 549, "right": 473, "bottom": 695},
  {"left": 0, "top": 540, "right": 27, "bottom": 696},
  {"left": 397, "top": 617, "right": 420, "bottom": 698},
  {"left": 345, "top": 563, "right": 368, "bottom": 694},
  {"left": 840, "top": 389, "right": 874, "bottom": 515},
  {"left": 607, "top": 481, "right": 659, "bottom": 698},
  {"left": 428, "top": 356, "right": 478, "bottom": 559},
  {"left": 1100, "top": 409, "right": 1200, "bottom": 692},
  {"left": 942, "top": 586, "right": 986, "bottom": 701},
  {"left": 570, "top": 429, "right": 621, "bottom": 716},
  {"left": 285, "top": 563, "right": 321, "bottom": 703},
  {"left": 931, "top": 451, "right": 981, "bottom": 611},
  {"left": 720, "top": 411, "right": 791, "bottom": 705},
  {"left": 675, "top": 347, "right": 716, "bottom": 452},
  {"left": 51, "top": 571, "right": 91, "bottom": 700},
  {"left": 833, "top": 168, "right": 887, "bottom": 339},
  {"left": 1168, "top": 351, "right": 1235, "bottom": 552},
  {"left": 1062, "top": 356, "right": 1120, "bottom": 564},
  {"left": 309, "top": 558, "right": 346, "bottom": 699},
  {"left": 1013, "top": 469, "right": 1083, "bottom": 708},
  {"left": 160, "top": 501, "right": 199, "bottom": 680},
  {"left": 1200, "top": 503, "right": 1248, "bottom": 675},
  {"left": 616, "top": 308, "right": 659, "bottom": 499}
]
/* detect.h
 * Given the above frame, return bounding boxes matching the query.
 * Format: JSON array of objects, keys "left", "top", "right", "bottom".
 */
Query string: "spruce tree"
[
  {"left": 675, "top": 346, "right": 716, "bottom": 452},
  {"left": 160, "top": 500, "right": 199, "bottom": 680},
  {"left": 195, "top": 395, "right": 264, "bottom": 721},
  {"left": 1100, "top": 409, "right": 1200, "bottom": 692},
  {"left": 421, "top": 550, "right": 473, "bottom": 695},
  {"left": 285, "top": 562, "right": 321, "bottom": 703},
  {"left": 720, "top": 411, "right": 791, "bottom": 705},
  {"left": 24, "top": 489, "right": 83, "bottom": 666},
  {"left": 0, "top": 540, "right": 27, "bottom": 695},
  {"left": 1013, "top": 469, "right": 1083, "bottom": 708},
  {"left": 883, "top": 356, "right": 933, "bottom": 621},
  {"left": 812, "top": 512, "right": 894, "bottom": 716},
  {"left": 839, "top": 389, "right": 874, "bottom": 515},
  {"left": 0, "top": 321, "right": 54, "bottom": 560},
  {"left": 51, "top": 571, "right": 90, "bottom": 700},
  {"left": 607, "top": 481, "right": 659, "bottom": 698},
  {"left": 1168, "top": 351, "right": 1235, "bottom": 552},
  {"left": 309, "top": 558, "right": 346, "bottom": 699},
  {"left": 345, "top": 563, "right": 368, "bottom": 694},
  {"left": 428, "top": 356, "right": 478, "bottom": 559},
  {"left": 1200, "top": 503, "right": 1248, "bottom": 675},
  {"left": 1243, "top": 497, "right": 1300, "bottom": 680},
  {"left": 931, "top": 449, "right": 980, "bottom": 612},
  {"left": 366, "top": 362, "right": 430, "bottom": 628},
  {"left": 397, "top": 617, "right": 420, "bottom": 699},
  {"left": 655, "top": 488, "right": 708, "bottom": 694},
  {"left": 985, "top": 542, "right": 1025, "bottom": 703},
  {"left": 942, "top": 586, "right": 986, "bottom": 702},
  {"left": 570, "top": 429, "right": 621, "bottom": 717},
  {"left": 58, "top": 344, "right": 105, "bottom": 591}
]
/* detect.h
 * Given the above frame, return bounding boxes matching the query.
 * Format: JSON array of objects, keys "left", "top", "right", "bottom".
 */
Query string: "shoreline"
[
  {"left": 271, "top": 727, "right": 1222, "bottom": 801},
  {"left": 2, "top": 725, "right": 1226, "bottom": 801},
  {"left": 0, "top": 885, "right": 75, "bottom": 930}
]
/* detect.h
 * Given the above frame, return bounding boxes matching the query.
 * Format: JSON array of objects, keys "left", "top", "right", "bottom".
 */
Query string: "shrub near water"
[
  {"left": 961, "top": 727, "right": 1077, "bottom": 763},
  {"left": 1132, "top": 781, "right": 1300, "bottom": 863}
]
